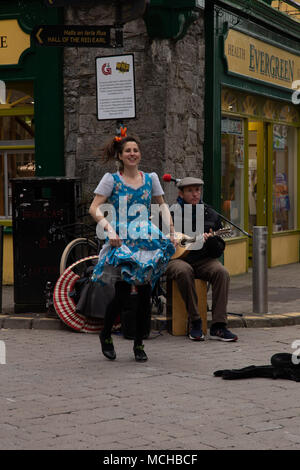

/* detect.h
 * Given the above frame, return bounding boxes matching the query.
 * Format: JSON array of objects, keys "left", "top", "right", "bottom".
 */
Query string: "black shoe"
[
  {"left": 100, "top": 332, "right": 116, "bottom": 360},
  {"left": 133, "top": 344, "right": 148, "bottom": 362}
]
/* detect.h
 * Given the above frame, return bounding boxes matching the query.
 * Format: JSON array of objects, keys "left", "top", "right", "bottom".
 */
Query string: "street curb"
[
  {"left": 151, "top": 312, "right": 300, "bottom": 332},
  {"left": 1, "top": 312, "right": 300, "bottom": 332},
  {"left": 31, "top": 318, "right": 64, "bottom": 330},
  {"left": 2, "top": 316, "right": 33, "bottom": 329}
]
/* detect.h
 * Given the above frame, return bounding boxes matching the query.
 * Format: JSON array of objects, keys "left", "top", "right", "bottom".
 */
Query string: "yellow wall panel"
[
  {"left": 224, "top": 240, "right": 248, "bottom": 275},
  {"left": 271, "top": 234, "right": 300, "bottom": 266}
]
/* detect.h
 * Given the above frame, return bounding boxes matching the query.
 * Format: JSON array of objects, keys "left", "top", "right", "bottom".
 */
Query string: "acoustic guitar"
[{"left": 171, "top": 228, "right": 232, "bottom": 260}]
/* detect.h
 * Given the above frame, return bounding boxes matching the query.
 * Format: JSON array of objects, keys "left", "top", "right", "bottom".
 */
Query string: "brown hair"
[{"left": 102, "top": 135, "right": 141, "bottom": 170}]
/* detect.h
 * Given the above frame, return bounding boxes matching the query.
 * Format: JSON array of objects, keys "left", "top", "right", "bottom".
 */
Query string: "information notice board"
[{"left": 96, "top": 54, "right": 136, "bottom": 121}]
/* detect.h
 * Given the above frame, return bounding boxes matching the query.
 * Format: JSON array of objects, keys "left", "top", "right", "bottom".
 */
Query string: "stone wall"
[{"left": 63, "top": 2, "right": 205, "bottom": 207}]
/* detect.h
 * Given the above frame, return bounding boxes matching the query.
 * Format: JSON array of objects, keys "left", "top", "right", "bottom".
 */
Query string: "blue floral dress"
[{"left": 92, "top": 172, "right": 175, "bottom": 288}]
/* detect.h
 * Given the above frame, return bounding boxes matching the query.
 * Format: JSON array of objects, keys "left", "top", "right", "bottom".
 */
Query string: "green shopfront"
[
  {"left": 204, "top": 0, "right": 300, "bottom": 275},
  {"left": 0, "top": 0, "right": 64, "bottom": 283}
]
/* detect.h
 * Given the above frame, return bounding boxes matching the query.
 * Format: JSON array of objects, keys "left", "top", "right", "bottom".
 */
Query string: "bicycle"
[
  {"left": 51, "top": 222, "right": 101, "bottom": 275},
  {"left": 44, "top": 221, "right": 100, "bottom": 318}
]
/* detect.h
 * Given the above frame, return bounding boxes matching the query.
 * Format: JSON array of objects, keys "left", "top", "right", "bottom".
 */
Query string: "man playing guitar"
[{"left": 166, "top": 177, "right": 238, "bottom": 342}]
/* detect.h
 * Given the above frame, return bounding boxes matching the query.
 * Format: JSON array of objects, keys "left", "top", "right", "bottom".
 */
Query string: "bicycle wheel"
[{"left": 60, "top": 237, "right": 98, "bottom": 275}]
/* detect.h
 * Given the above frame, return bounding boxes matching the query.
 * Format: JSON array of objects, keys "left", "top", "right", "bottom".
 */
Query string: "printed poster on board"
[{"left": 96, "top": 54, "right": 136, "bottom": 120}]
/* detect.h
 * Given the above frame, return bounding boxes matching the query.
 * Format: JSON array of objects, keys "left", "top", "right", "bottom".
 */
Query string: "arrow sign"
[{"left": 32, "top": 25, "right": 114, "bottom": 47}]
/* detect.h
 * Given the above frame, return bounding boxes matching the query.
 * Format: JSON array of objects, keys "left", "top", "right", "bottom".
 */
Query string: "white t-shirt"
[{"left": 94, "top": 172, "right": 164, "bottom": 197}]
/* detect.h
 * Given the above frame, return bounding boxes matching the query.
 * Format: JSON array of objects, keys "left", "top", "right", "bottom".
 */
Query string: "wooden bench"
[{"left": 166, "top": 279, "right": 207, "bottom": 336}]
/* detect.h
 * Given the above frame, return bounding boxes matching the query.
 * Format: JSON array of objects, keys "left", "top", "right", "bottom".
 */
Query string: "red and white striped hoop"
[{"left": 53, "top": 255, "right": 103, "bottom": 333}]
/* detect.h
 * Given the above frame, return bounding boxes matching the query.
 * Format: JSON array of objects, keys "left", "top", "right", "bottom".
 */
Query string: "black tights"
[{"left": 102, "top": 281, "right": 152, "bottom": 345}]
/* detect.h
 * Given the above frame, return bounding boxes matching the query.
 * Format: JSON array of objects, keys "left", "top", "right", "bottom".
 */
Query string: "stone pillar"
[{"left": 63, "top": 2, "right": 205, "bottom": 206}]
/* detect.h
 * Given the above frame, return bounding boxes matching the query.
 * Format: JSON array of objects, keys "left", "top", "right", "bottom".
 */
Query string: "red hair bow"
[{"left": 114, "top": 126, "right": 127, "bottom": 142}]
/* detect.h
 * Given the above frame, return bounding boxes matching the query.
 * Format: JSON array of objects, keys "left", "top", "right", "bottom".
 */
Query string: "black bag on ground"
[{"left": 70, "top": 266, "right": 115, "bottom": 319}]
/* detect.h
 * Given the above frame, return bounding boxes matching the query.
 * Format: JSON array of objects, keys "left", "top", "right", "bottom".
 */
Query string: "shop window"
[
  {"left": 221, "top": 117, "right": 245, "bottom": 236},
  {"left": 0, "top": 116, "right": 35, "bottom": 218},
  {"left": 0, "top": 82, "right": 34, "bottom": 218},
  {"left": 272, "top": 124, "right": 297, "bottom": 232}
]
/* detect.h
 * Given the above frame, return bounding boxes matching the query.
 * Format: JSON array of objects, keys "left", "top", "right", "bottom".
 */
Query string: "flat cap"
[{"left": 177, "top": 176, "right": 204, "bottom": 189}]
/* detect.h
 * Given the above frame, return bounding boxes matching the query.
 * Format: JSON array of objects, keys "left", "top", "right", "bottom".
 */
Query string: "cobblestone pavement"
[{"left": 1, "top": 326, "right": 300, "bottom": 450}]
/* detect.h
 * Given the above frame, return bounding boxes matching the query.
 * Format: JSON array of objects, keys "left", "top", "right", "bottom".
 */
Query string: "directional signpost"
[{"left": 32, "top": 25, "right": 123, "bottom": 48}]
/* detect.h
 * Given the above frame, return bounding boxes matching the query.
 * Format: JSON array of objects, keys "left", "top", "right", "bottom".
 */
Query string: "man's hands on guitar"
[
  {"left": 171, "top": 228, "right": 231, "bottom": 260},
  {"left": 203, "top": 228, "right": 214, "bottom": 242}
]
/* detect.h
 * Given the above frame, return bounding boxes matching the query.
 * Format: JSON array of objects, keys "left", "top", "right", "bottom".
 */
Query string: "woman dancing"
[{"left": 89, "top": 132, "right": 175, "bottom": 362}]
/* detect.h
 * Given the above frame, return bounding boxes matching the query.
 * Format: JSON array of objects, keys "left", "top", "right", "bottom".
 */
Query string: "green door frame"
[{"left": 0, "top": 0, "right": 64, "bottom": 176}]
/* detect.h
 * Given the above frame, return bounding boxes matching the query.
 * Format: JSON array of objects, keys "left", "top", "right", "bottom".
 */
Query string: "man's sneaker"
[
  {"left": 189, "top": 320, "right": 205, "bottom": 341},
  {"left": 209, "top": 327, "right": 238, "bottom": 342}
]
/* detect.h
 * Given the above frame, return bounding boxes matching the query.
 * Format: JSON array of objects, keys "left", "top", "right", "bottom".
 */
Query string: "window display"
[
  {"left": 221, "top": 117, "right": 245, "bottom": 236},
  {"left": 272, "top": 124, "right": 297, "bottom": 232},
  {"left": 0, "top": 82, "right": 35, "bottom": 218},
  {"left": 0, "top": 115, "right": 35, "bottom": 218}
]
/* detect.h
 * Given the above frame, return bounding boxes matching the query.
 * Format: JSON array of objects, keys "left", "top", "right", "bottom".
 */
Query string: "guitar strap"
[{"left": 203, "top": 203, "right": 223, "bottom": 233}]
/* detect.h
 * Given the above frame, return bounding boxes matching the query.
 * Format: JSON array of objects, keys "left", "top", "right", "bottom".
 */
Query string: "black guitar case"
[{"left": 214, "top": 353, "right": 300, "bottom": 382}]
